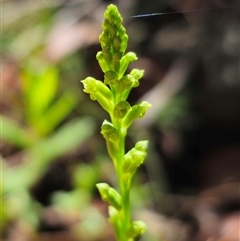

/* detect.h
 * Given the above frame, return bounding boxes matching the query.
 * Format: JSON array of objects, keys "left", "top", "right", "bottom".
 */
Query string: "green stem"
[
  {"left": 117, "top": 126, "right": 130, "bottom": 241},
  {"left": 111, "top": 116, "right": 130, "bottom": 240},
  {"left": 121, "top": 181, "right": 130, "bottom": 239}
]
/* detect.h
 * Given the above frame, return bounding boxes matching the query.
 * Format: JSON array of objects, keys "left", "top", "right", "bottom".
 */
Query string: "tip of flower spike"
[
  {"left": 105, "top": 4, "right": 118, "bottom": 16},
  {"left": 107, "top": 4, "right": 118, "bottom": 11},
  {"left": 104, "top": 4, "right": 123, "bottom": 24}
]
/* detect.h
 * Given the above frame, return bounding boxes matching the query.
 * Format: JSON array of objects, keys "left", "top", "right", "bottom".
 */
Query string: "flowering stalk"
[{"left": 81, "top": 4, "right": 151, "bottom": 241}]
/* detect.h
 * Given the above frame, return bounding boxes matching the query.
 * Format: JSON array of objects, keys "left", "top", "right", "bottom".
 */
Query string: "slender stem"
[
  {"left": 111, "top": 115, "right": 129, "bottom": 240},
  {"left": 117, "top": 126, "right": 130, "bottom": 241}
]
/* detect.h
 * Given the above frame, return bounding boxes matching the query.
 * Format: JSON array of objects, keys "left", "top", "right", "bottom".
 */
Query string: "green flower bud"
[
  {"left": 94, "top": 91, "right": 113, "bottom": 113},
  {"left": 107, "top": 187, "right": 122, "bottom": 210},
  {"left": 113, "top": 36, "right": 122, "bottom": 49},
  {"left": 96, "top": 52, "right": 109, "bottom": 73},
  {"left": 130, "top": 69, "right": 144, "bottom": 80},
  {"left": 81, "top": 77, "right": 97, "bottom": 94},
  {"left": 137, "top": 101, "right": 152, "bottom": 117},
  {"left": 119, "top": 52, "right": 137, "bottom": 78},
  {"left": 104, "top": 5, "right": 119, "bottom": 24},
  {"left": 96, "top": 183, "right": 122, "bottom": 210},
  {"left": 122, "top": 161, "right": 137, "bottom": 180},
  {"left": 120, "top": 33, "right": 128, "bottom": 53},
  {"left": 118, "top": 74, "right": 136, "bottom": 94},
  {"left": 131, "top": 150, "right": 146, "bottom": 163},
  {"left": 82, "top": 77, "right": 113, "bottom": 100},
  {"left": 104, "top": 70, "right": 118, "bottom": 86},
  {"left": 135, "top": 140, "right": 148, "bottom": 152},
  {"left": 113, "top": 101, "right": 131, "bottom": 119},
  {"left": 122, "top": 146, "right": 146, "bottom": 176},
  {"left": 102, "top": 46, "right": 112, "bottom": 65},
  {"left": 108, "top": 14, "right": 115, "bottom": 24},
  {"left": 130, "top": 69, "right": 144, "bottom": 87},
  {"left": 114, "top": 15, "right": 122, "bottom": 27},
  {"left": 99, "top": 32, "right": 108, "bottom": 44},
  {"left": 122, "top": 101, "right": 152, "bottom": 128},
  {"left": 105, "top": 140, "right": 118, "bottom": 165},
  {"left": 109, "top": 25, "right": 118, "bottom": 38},
  {"left": 96, "top": 79, "right": 113, "bottom": 101},
  {"left": 101, "top": 120, "right": 119, "bottom": 143},
  {"left": 119, "top": 25, "right": 126, "bottom": 35},
  {"left": 126, "top": 220, "right": 147, "bottom": 239},
  {"left": 96, "top": 182, "right": 110, "bottom": 201},
  {"left": 100, "top": 40, "right": 111, "bottom": 51},
  {"left": 81, "top": 77, "right": 113, "bottom": 112},
  {"left": 102, "top": 19, "right": 110, "bottom": 30},
  {"left": 112, "top": 52, "right": 122, "bottom": 72},
  {"left": 122, "top": 105, "right": 138, "bottom": 128},
  {"left": 122, "top": 153, "right": 143, "bottom": 177}
]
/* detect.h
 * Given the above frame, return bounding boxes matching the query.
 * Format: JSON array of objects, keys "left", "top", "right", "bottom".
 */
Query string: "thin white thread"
[{"left": 128, "top": 5, "right": 239, "bottom": 18}]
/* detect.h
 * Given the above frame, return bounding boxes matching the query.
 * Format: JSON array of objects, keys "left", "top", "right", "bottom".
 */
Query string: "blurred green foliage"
[
  {"left": 52, "top": 163, "right": 99, "bottom": 212},
  {"left": 157, "top": 94, "right": 188, "bottom": 129},
  {"left": 1, "top": 61, "right": 96, "bottom": 231},
  {"left": 2, "top": 3, "right": 97, "bottom": 234}
]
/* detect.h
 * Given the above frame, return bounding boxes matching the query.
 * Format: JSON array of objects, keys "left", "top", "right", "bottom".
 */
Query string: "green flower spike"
[{"left": 81, "top": 4, "right": 151, "bottom": 241}]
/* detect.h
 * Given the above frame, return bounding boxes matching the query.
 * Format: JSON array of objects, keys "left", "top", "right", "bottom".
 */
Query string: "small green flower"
[
  {"left": 135, "top": 140, "right": 149, "bottom": 152},
  {"left": 113, "top": 36, "right": 122, "bottom": 49},
  {"left": 101, "top": 120, "right": 119, "bottom": 143},
  {"left": 119, "top": 33, "right": 128, "bottom": 53},
  {"left": 122, "top": 101, "right": 152, "bottom": 128},
  {"left": 102, "top": 46, "right": 112, "bottom": 65},
  {"left": 96, "top": 51, "right": 109, "bottom": 72},
  {"left": 113, "top": 101, "right": 131, "bottom": 119},
  {"left": 81, "top": 77, "right": 97, "bottom": 94},
  {"left": 81, "top": 77, "right": 114, "bottom": 112},
  {"left": 122, "top": 140, "right": 148, "bottom": 180},
  {"left": 96, "top": 183, "right": 110, "bottom": 201},
  {"left": 126, "top": 220, "right": 147, "bottom": 239},
  {"left": 112, "top": 52, "right": 122, "bottom": 72},
  {"left": 96, "top": 183, "right": 122, "bottom": 211},
  {"left": 119, "top": 52, "right": 137, "bottom": 78},
  {"left": 109, "top": 25, "right": 118, "bottom": 38},
  {"left": 107, "top": 188, "right": 122, "bottom": 210},
  {"left": 130, "top": 69, "right": 144, "bottom": 87},
  {"left": 104, "top": 70, "right": 118, "bottom": 86},
  {"left": 117, "top": 74, "right": 136, "bottom": 95}
]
